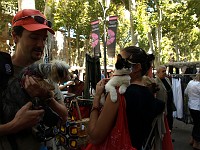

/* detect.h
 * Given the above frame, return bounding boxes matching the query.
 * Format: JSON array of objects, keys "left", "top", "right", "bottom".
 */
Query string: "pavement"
[{"left": 171, "top": 119, "right": 194, "bottom": 150}]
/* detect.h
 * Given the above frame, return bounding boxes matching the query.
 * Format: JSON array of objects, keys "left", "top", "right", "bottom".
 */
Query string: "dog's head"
[
  {"left": 20, "top": 60, "right": 71, "bottom": 100},
  {"left": 21, "top": 60, "right": 71, "bottom": 83},
  {"left": 114, "top": 54, "right": 132, "bottom": 75},
  {"left": 50, "top": 60, "right": 71, "bottom": 83}
]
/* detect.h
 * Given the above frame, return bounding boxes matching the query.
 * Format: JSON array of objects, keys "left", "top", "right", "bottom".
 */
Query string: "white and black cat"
[{"left": 101, "top": 54, "right": 132, "bottom": 104}]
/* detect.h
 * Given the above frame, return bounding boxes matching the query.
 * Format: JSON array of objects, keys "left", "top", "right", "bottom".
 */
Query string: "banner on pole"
[
  {"left": 91, "top": 20, "right": 101, "bottom": 57},
  {"left": 107, "top": 16, "right": 118, "bottom": 58}
]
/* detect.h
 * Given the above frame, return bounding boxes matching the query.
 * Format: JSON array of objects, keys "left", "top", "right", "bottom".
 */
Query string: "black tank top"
[{"left": 124, "top": 84, "right": 165, "bottom": 150}]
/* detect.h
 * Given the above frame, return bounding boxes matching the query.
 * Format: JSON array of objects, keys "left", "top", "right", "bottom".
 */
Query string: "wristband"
[{"left": 91, "top": 106, "right": 100, "bottom": 113}]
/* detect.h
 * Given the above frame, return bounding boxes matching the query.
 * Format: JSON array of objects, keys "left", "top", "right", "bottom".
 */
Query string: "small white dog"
[{"left": 101, "top": 54, "right": 132, "bottom": 104}]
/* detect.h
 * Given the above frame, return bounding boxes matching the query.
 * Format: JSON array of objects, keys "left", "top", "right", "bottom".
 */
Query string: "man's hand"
[
  {"left": 24, "top": 75, "right": 54, "bottom": 99},
  {"left": 13, "top": 102, "right": 44, "bottom": 132}
]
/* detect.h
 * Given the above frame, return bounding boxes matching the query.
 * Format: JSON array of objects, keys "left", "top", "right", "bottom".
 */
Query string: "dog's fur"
[
  {"left": 102, "top": 54, "right": 132, "bottom": 103},
  {"left": 2, "top": 60, "right": 70, "bottom": 124}
]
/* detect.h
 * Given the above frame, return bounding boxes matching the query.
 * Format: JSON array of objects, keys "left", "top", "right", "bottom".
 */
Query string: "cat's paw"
[
  {"left": 119, "top": 86, "right": 126, "bottom": 94},
  {"left": 110, "top": 93, "right": 117, "bottom": 103}
]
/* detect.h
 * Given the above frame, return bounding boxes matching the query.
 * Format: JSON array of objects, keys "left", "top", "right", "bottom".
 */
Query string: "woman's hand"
[
  {"left": 95, "top": 78, "right": 109, "bottom": 97},
  {"left": 92, "top": 79, "right": 109, "bottom": 107}
]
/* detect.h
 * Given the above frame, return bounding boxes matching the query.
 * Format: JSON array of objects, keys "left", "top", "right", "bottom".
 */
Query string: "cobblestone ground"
[{"left": 172, "top": 119, "right": 194, "bottom": 150}]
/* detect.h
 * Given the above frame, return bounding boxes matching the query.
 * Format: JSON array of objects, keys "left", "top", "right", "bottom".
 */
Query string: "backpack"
[
  {"left": 0, "top": 51, "right": 14, "bottom": 121},
  {"left": 0, "top": 51, "right": 14, "bottom": 150},
  {"left": 0, "top": 51, "right": 13, "bottom": 90}
]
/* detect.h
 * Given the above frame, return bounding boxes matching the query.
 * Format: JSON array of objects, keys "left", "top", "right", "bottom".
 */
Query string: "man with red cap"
[{"left": 0, "top": 9, "right": 67, "bottom": 150}]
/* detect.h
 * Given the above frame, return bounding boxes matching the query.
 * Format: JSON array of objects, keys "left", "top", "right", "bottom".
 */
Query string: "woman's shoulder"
[
  {"left": 127, "top": 84, "right": 148, "bottom": 90},
  {"left": 125, "top": 84, "right": 151, "bottom": 99}
]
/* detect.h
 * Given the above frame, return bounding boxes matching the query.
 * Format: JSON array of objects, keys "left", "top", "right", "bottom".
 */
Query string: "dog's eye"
[{"left": 57, "top": 68, "right": 64, "bottom": 78}]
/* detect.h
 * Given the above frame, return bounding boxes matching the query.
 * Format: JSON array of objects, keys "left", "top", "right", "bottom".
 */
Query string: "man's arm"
[
  {"left": 49, "top": 83, "right": 68, "bottom": 121},
  {"left": 0, "top": 102, "right": 44, "bottom": 136},
  {"left": 48, "top": 98, "right": 68, "bottom": 121},
  {"left": 24, "top": 76, "right": 68, "bottom": 122}
]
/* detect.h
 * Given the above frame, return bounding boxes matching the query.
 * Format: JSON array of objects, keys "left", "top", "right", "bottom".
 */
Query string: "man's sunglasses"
[{"left": 14, "top": 15, "right": 52, "bottom": 28}]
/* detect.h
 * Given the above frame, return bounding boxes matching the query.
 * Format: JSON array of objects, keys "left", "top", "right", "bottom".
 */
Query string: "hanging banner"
[
  {"left": 91, "top": 20, "right": 101, "bottom": 57},
  {"left": 107, "top": 16, "right": 118, "bottom": 58}
]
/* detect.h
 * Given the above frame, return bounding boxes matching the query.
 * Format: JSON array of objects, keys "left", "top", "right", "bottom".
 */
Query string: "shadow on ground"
[{"left": 172, "top": 119, "right": 193, "bottom": 150}]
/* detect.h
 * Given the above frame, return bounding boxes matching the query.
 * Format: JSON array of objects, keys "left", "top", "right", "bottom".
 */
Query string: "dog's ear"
[{"left": 50, "top": 60, "right": 70, "bottom": 83}]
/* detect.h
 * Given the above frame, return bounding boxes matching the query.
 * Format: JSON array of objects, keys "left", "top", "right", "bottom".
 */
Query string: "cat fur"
[{"left": 103, "top": 54, "right": 132, "bottom": 103}]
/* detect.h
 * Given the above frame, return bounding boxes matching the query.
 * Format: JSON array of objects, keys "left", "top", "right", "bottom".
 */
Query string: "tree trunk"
[
  {"left": 147, "top": 27, "right": 154, "bottom": 54},
  {"left": 44, "top": 0, "right": 54, "bottom": 62},
  {"left": 129, "top": 0, "right": 138, "bottom": 46},
  {"left": 18, "top": 0, "right": 35, "bottom": 10},
  {"left": 68, "top": 28, "right": 72, "bottom": 66},
  {"left": 76, "top": 29, "right": 80, "bottom": 66},
  {"left": 155, "top": 0, "right": 162, "bottom": 66},
  {"left": 175, "top": 44, "right": 179, "bottom": 62}
]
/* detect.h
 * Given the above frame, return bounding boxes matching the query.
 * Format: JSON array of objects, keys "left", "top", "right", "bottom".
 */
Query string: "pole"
[
  {"left": 103, "top": 9, "right": 107, "bottom": 78},
  {"left": 99, "top": 0, "right": 109, "bottom": 78}
]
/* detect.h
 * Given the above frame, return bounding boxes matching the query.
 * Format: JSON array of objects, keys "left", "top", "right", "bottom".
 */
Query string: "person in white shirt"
[{"left": 185, "top": 73, "right": 200, "bottom": 149}]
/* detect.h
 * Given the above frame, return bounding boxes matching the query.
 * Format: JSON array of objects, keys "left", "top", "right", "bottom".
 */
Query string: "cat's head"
[{"left": 114, "top": 54, "right": 132, "bottom": 75}]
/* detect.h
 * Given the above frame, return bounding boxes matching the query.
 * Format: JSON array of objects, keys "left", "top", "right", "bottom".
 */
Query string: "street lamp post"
[{"left": 98, "top": 0, "right": 110, "bottom": 78}]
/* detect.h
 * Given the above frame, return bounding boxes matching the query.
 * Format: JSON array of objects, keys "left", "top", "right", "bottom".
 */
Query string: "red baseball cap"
[{"left": 12, "top": 9, "right": 55, "bottom": 34}]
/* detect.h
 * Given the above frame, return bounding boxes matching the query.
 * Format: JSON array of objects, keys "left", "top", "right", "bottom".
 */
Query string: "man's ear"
[{"left": 12, "top": 31, "right": 18, "bottom": 44}]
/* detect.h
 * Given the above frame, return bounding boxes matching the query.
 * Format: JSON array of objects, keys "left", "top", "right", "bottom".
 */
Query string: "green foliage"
[
  {"left": 0, "top": 0, "right": 17, "bottom": 34},
  {"left": 161, "top": 37, "right": 174, "bottom": 63},
  {"left": 1, "top": 0, "right": 200, "bottom": 66},
  {"left": 35, "top": 0, "right": 45, "bottom": 12},
  {"left": 160, "top": 0, "right": 200, "bottom": 63}
]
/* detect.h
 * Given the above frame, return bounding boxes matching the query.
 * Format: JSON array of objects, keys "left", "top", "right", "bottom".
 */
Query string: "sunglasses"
[
  {"left": 127, "top": 60, "right": 137, "bottom": 65},
  {"left": 14, "top": 15, "right": 52, "bottom": 28},
  {"left": 125, "top": 53, "right": 139, "bottom": 66}
]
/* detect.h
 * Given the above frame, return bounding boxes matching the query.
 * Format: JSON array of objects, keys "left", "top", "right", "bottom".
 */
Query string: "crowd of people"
[{"left": 0, "top": 8, "right": 199, "bottom": 150}]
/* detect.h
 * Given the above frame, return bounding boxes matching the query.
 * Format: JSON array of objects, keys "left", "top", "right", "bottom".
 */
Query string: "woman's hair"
[
  {"left": 12, "top": 26, "right": 24, "bottom": 37},
  {"left": 121, "top": 46, "right": 155, "bottom": 76},
  {"left": 194, "top": 73, "right": 200, "bottom": 81}
]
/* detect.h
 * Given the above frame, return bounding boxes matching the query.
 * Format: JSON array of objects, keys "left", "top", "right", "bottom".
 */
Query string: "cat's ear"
[
  {"left": 115, "top": 54, "right": 123, "bottom": 69},
  {"left": 117, "top": 54, "right": 122, "bottom": 60}
]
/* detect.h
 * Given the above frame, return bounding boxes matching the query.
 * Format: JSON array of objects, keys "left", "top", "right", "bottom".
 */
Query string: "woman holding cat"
[{"left": 87, "top": 46, "right": 165, "bottom": 150}]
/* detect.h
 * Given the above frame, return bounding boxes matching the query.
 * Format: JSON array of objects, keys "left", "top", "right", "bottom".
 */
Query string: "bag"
[
  {"left": 0, "top": 51, "right": 14, "bottom": 122},
  {"left": 162, "top": 115, "right": 174, "bottom": 150},
  {"left": 0, "top": 52, "right": 14, "bottom": 150},
  {"left": 0, "top": 51, "right": 13, "bottom": 89},
  {"left": 85, "top": 93, "right": 136, "bottom": 150}
]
